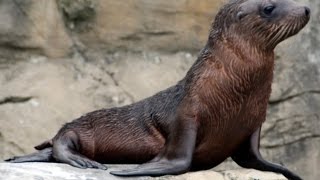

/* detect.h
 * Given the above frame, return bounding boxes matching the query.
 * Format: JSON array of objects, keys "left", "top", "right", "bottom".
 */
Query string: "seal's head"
[{"left": 211, "top": 0, "right": 310, "bottom": 50}]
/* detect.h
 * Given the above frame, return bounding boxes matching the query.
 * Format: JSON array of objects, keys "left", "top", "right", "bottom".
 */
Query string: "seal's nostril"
[{"left": 305, "top": 7, "right": 310, "bottom": 16}]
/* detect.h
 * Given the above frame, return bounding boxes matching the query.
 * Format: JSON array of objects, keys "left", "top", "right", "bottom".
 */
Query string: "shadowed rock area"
[{"left": 0, "top": 0, "right": 319, "bottom": 180}]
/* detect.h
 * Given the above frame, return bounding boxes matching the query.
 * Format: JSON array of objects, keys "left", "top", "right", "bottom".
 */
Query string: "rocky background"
[{"left": 0, "top": 0, "right": 319, "bottom": 180}]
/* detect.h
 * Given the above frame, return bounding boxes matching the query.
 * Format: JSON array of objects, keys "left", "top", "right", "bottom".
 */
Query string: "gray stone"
[
  {"left": 0, "top": 0, "right": 72, "bottom": 58},
  {"left": 0, "top": 162, "right": 286, "bottom": 180},
  {"left": 68, "top": 0, "right": 225, "bottom": 52},
  {"left": 58, "top": 0, "right": 96, "bottom": 31}
]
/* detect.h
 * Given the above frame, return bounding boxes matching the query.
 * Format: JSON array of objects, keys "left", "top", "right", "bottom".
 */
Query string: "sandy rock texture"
[
  {"left": 0, "top": 162, "right": 287, "bottom": 180},
  {"left": 58, "top": 0, "right": 225, "bottom": 52},
  {"left": 0, "top": 0, "right": 72, "bottom": 58},
  {"left": 0, "top": 0, "right": 319, "bottom": 180}
]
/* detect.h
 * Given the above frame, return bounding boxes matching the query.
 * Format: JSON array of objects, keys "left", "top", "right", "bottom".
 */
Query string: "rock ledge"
[{"left": 0, "top": 162, "right": 287, "bottom": 180}]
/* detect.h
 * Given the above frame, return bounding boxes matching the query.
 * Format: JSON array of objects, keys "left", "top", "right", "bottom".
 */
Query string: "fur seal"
[{"left": 5, "top": 0, "right": 310, "bottom": 179}]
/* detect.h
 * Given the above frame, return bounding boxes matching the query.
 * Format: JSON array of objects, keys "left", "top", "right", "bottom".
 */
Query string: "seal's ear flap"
[{"left": 236, "top": 11, "right": 246, "bottom": 21}]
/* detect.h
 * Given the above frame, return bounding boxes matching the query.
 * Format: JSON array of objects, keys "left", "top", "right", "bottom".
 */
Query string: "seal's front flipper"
[
  {"left": 231, "top": 126, "right": 302, "bottom": 180},
  {"left": 111, "top": 114, "right": 198, "bottom": 176}
]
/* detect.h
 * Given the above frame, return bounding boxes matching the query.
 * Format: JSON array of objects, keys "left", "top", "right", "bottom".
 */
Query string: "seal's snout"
[{"left": 304, "top": 7, "right": 310, "bottom": 17}]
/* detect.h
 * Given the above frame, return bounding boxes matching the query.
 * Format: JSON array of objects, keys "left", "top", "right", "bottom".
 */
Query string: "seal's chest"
[
  {"left": 193, "top": 90, "right": 270, "bottom": 166},
  {"left": 196, "top": 79, "right": 271, "bottom": 144}
]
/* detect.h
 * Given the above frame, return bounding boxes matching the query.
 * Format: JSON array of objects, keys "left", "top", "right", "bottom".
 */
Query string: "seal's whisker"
[
  {"left": 267, "top": 26, "right": 282, "bottom": 47},
  {"left": 279, "top": 24, "right": 290, "bottom": 41}
]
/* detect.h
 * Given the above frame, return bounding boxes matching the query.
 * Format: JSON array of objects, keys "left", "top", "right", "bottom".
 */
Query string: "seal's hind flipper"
[
  {"left": 34, "top": 139, "right": 53, "bottom": 150},
  {"left": 5, "top": 148, "right": 53, "bottom": 163},
  {"left": 52, "top": 130, "right": 107, "bottom": 170},
  {"left": 110, "top": 160, "right": 189, "bottom": 176},
  {"left": 231, "top": 127, "right": 303, "bottom": 180}
]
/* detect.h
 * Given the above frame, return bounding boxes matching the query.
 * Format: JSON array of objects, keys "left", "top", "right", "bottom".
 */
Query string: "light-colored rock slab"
[{"left": 0, "top": 163, "right": 287, "bottom": 180}]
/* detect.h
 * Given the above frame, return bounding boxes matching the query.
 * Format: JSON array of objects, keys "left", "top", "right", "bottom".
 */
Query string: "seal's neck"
[
  {"left": 208, "top": 32, "right": 274, "bottom": 66},
  {"left": 183, "top": 33, "right": 275, "bottom": 90}
]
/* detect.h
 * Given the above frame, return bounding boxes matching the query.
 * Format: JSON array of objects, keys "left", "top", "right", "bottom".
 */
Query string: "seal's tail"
[{"left": 5, "top": 147, "right": 54, "bottom": 163}]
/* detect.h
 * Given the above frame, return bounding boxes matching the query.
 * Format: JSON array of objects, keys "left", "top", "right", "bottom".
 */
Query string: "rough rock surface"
[
  {"left": 0, "top": 162, "right": 287, "bottom": 180},
  {"left": 0, "top": 0, "right": 319, "bottom": 180},
  {"left": 0, "top": 0, "right": 72, "bottom": 58},
  {"left": 64, "top": 0, "right": 225, "bottom": 52},
  {"left": 0, "top": 0, "right": 225, "bottom": 58}
]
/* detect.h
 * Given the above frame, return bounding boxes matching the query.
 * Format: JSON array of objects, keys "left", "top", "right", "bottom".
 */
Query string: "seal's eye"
[{"left": 263, "top": 6, "right": 275, "bottom": 16}]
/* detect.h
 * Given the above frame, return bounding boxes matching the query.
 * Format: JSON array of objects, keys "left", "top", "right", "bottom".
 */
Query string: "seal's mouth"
[{"left": 266, "top": 6, "right": 310, "bottom": 48}]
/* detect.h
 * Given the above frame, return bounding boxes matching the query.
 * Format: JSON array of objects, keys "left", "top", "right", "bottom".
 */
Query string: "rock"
[
  {"left": 0, "top": 0, "right": 72, "bottom": 58},
  {"left": 68, "top": 0, "right": 225, "bottom": 52},
  {"left": 103, "top": 52, "right": 196, "bottom": 101},
  {"left": 0, "top": 162, "right": 287, "bottom": 180},
  {"left": 0, "top": 0, "right": 227, "bottom": 58},
  {"left": 58, "top": 0, "right": 96, "bottom": 31}
]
